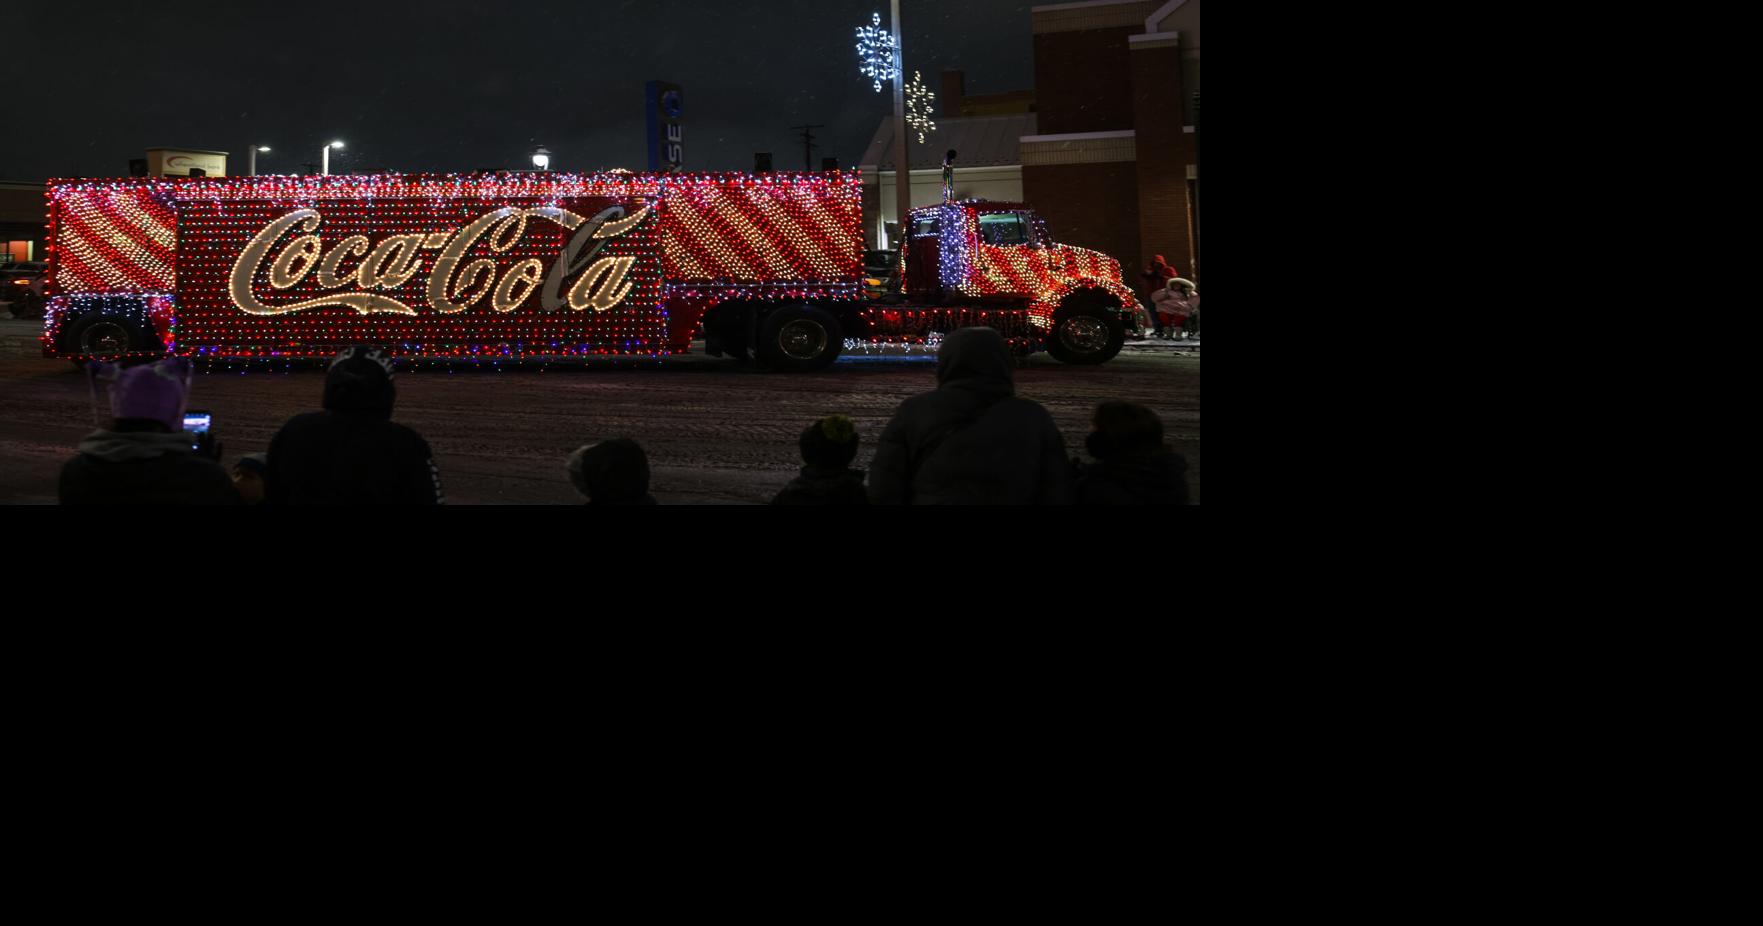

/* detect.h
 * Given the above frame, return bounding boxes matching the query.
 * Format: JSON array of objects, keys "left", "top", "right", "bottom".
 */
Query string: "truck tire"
[
  {"left": 63, "top": 315, "right": 153, "bottom": 359},
  {"left": 1046, "top": 299, "right": 1125, "bottom": 365},
  {"left": 758, "top": 304, "right": 843, "bottom": 372}
]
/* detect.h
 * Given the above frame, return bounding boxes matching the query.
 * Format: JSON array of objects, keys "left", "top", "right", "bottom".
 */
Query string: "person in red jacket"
[{"left": 1140, "top": 255, "right": 1180, "bottom": 334}]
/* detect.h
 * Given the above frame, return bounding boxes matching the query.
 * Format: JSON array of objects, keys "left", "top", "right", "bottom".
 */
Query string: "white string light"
[
  {"left": 855, "top": 12, "right": 898, "bottom": 92},
  {"left": 907, "top": 71, "right": 936, "bottom": 143}
]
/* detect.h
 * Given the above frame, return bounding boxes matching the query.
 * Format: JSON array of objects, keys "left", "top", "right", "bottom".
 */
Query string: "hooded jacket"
[
  {"left": 868, "top": 327, "right": 1074, "bottom": 505},
  {"left": 1074, "top": 449, "right": 1190, "bottom": 506},
  {"left": 265, "top": 357, "right": 443, "bottom": 505},
  {"left": 772, "top": 466, "right": 870, "bottom": 505},
  {"left": 59, "top": 426, "right": 239, "bottom": 505}
]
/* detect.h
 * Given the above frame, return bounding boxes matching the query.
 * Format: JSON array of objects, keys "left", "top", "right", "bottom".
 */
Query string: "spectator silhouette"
[
  {"left": 869, "top": 326, "right": 1073, "bottom": 505},
  {"left": 265, "top": 346, "right": 444, "bottom": 504},
  {"left": 772, "top": 415, "right": 868, "bottom": 505},
  {"left": 59, "top": 358, "right": 238, "bottom": 505},
  {"left": 232, "top": 453, "right": 267, "bottom": 505},
  {"left": 1072, "top": 401, "right": 1190, "bottom": 505},
  {"left": 566, "top": 438, "right": 657, "bottom": 505}
]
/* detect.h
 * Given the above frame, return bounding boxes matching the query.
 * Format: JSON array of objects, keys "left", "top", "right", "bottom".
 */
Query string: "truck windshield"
[{"left": 978, "top": 213, "right": 1030, "bottom": 245}]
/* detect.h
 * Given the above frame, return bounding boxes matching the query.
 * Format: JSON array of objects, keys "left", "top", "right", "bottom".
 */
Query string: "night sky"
[{"left": 4, "top": 1, "right": 1038, "bottom": 182}]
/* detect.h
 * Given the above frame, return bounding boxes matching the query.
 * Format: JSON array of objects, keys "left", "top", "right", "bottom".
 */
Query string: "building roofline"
[
  {"left": 1129, "top": 31, "right": 1181, "bottom": 47},
  {"left": 1020, "top": 130, "right": 1136, "bottom": 143},
  {"left": 1145, "top": 0, "right": 1191, "bottom": 32},
  {"left": 1030, "top": 0, "right": 1148, "bottom": 12}
]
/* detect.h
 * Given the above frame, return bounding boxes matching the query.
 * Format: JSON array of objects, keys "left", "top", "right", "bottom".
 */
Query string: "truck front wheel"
[
  {"left": 758, "top": 304, "right": 844, "bottom": 372},
  {"left": 1046, "top": 301, "right": 1125, "bottom": 365},
  {"left": 64, "top": 315, "right": 153, "bottom": 359}
]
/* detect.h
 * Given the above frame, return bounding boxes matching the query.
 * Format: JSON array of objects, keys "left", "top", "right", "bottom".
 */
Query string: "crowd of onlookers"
[{"left": 57, "top": 325, "right": 1191, "bottom": 506}]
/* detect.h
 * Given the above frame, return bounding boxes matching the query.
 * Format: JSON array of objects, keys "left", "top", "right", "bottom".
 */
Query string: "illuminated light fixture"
[
  {"left": 321, "top": 141, "right": 345, "bottom": 176},
  {"left": 532, "top": 146, "right": 552, "bottom": 171},
  {"left": 249, "top": 145, "right": 272, "bottom": 177},
  {"left": 906, "top": 71, "right": 936, "bottom": 144},
  {"left": 855, "top": 12, "right": 898, "bottom": 93}
]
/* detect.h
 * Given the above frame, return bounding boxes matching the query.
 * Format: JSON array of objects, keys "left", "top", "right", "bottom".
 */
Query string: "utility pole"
[
  {"left": 790, "top": 124, "right": 825, "bottom": 171},
  {"left": 1191, "top": 90, "right": 1200, "bottom": 283},
  {"left": 890, "top": 0, "right": 910, "bottom": 245}
]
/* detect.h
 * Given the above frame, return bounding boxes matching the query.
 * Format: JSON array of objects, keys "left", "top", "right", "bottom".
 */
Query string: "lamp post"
[
  {"left": 321, "top": 140, "right": 345, "bottom": 175},
  {"left": 1191, "top": 91, "right": 1200, "bottom": 283},
  {"left": 248, "top": 145, "right": 271, "bottom": 176},
  {"left": 889, "top": 0, "right": 909, "bottom": 242},
  {"left": 532, "top": 146, "right": 552, "bottom": 170}
]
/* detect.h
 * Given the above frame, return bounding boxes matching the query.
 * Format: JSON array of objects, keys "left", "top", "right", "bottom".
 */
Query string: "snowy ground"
[{"left": 0, "top": 317, "right": 1200, "bottom": 504}]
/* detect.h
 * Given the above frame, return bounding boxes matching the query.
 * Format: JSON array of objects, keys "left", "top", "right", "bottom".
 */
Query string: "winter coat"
[
  {"left": 772, "top": 466, "right": 870, "bottom": 505},
  {"left": 585, "top": 495, "right": 657, "bottom": 506},
  {"left": 1152, "top": 287, "right": 1192, "bottom": 324},
  {"left": 265, "top": 354, "right": 444, "bottom": 505},
  {"left": 59, "top": 429, "right": 239, "bottom": 505},
  {"left": 1073, "top": 449, "right": 1190, "bottom": 506},
  {"left": 868, "top": 327, "right": 1074, "bottom": 505},
  {"left": 266, "top": 412, "right": 443, "bottom": 505},
  {"left": 1143, "top": 256, "right": 1178, "bottom": 290}
]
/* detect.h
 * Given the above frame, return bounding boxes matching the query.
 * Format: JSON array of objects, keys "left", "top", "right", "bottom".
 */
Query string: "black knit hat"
[
  {"left": 1086, "top": 401, "right": 1164, "bottom": 461},
  {"left": 323, "top": 346, "right": 396, "bottom": 417},
  {"left": 800, "top": 415, "right": 859, "bottom": 469},
  {"left": 566, "top": 438, "right": 650, "bottom": 502}
]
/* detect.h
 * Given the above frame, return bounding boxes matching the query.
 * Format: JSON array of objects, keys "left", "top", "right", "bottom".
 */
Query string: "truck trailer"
[{"left": 39, "top": 170, "right": 1144, "bottom": 370}]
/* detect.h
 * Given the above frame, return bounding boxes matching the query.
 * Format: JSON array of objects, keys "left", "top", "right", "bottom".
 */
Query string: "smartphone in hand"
[{"left": 183, "top": 410, "right": 214, "bottom": 455}]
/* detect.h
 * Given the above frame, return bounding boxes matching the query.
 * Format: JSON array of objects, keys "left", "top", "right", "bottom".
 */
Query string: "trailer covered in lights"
[{"left": 40, "top": 170, "right": 1142, "bottom": 370}]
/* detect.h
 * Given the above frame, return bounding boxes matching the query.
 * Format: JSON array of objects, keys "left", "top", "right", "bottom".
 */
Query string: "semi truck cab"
[{"left": 899, "top": 200, "right": 1144, "bottom": 364}]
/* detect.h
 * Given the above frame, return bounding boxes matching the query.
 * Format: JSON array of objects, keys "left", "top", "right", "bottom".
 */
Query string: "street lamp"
[
  {"left": 532, "top": 145, "right": 552, "bottom": 170},
  {"left": 248, "top": 145, "right": 271, "bottom": 176},
  {"left": 321, "top": 140, "right": 345, "bottom": 175}
]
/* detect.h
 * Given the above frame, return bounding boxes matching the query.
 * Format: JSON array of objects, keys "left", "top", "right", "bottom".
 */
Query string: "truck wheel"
[
  {"left": 1046, "top": 301, "right": 1125, "bottom": 365},
  {"left": 758, "top": 304, "right": 843, "bottom": 372},
  {"left": 64, "top": 315, "right": 153, "bottom": 359}
]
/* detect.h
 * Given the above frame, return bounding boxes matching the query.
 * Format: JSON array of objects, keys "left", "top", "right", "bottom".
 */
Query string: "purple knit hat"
[{"left": 93, "top": 358, "right": 192, "bottom": 430}]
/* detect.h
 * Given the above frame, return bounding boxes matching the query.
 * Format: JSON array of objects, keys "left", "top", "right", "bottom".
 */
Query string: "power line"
[{"left": 789, "top": 124, "right": 825, "bottom": 171}]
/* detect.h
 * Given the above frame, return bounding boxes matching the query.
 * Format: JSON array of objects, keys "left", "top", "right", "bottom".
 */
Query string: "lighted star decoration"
[
  {"left": 906, "top": 70, "right": 937, "bottom": 143},
  {"left": 855, "top": 12, "right": 899, "bottom": 92}
]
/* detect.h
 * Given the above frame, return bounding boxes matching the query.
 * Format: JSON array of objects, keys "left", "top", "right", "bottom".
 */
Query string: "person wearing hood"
[
  {"left": 868, "top": 327, "right": 1073, "bottom": 505},
  {"left": 565, "top": 438, "right": 657, "bottom": 505},
  {"left": 59, "top": 358, "right": 239, "bottom": 505},
  {"left": 1173, "top": 278, "right": 1200, "bottom": 339},
  {"left": 1071, "top": 401, "right": 1190, "bottom": 505},
  {"left": 1152, "top": 278, "right": 1198, "bottom": 340},
  {"left": 772, "top": 415, "right": 868, "bottom": 505},
  {"left": 1141, "top": 255, "right": 1180, "bottom": 336},
  {"left": 265, "top": 346, "right": 444, "bottom": 504}
]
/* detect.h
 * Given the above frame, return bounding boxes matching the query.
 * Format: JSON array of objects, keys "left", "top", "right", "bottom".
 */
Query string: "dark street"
[{"left": 0, "top": 336, "right": 1199, "bottom": 504}]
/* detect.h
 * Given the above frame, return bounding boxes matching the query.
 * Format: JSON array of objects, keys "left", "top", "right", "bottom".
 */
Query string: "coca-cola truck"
[{"left": 40, "top": 170, "right": 1143, "bottom": 370}]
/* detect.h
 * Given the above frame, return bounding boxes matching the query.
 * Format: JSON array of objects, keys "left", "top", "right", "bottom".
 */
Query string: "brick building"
[
  {"left": 1022, "top": 0, "right": 1200, "bottom": 284},
  {"left": 0, "top": 182, "right": 47, "bottom": 264}
]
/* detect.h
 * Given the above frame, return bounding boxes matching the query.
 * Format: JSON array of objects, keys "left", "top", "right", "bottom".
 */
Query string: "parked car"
[
  {"left": 2, "top": 261, "right": 48, "bottom": 277},
  {"left": 4, "top": 263, "right": 48, "bottom": 319}
]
